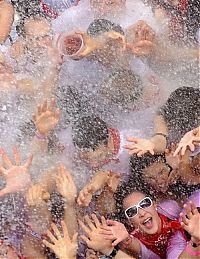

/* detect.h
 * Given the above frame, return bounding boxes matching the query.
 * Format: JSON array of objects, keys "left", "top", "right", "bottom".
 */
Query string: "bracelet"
[
  {"left": 35, "top": 131, "right": 48, "bottom": 141},
  {"left": 185, "top": 242, "right": 200, "bottom": 256},
  {"left": 191, "top": 240, "right": 200, "bottom": 248}
]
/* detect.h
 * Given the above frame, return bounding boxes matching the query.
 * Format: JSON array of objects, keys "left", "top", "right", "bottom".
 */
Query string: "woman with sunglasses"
[{"left": 100, "top": 187, "right": 186, "bottom": 259}]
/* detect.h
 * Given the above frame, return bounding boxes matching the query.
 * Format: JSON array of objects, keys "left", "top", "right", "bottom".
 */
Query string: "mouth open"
[{"left": 142, "top": 217, "right": 153, "bottom": 229}]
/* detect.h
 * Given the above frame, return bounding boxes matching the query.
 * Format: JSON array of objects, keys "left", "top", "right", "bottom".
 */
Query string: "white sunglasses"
[{"left": 125, "top": 197, "right": 153, "bottom": 218}]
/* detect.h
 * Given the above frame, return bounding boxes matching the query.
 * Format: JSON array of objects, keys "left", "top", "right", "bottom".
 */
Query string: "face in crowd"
[
  {"left": 90, "top": 0, "right": 126, "bottom": 17},
  {"left": 123, "top": 192, "right": 161, "bottom": 235}
]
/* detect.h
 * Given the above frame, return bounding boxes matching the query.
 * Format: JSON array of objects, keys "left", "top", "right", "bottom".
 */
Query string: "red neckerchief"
[
  {"left": 131, "top": 213, "right": 183, "bottom": 259},
  {"left": 91, "top": 128, "right": 121, "bottom": 169}
]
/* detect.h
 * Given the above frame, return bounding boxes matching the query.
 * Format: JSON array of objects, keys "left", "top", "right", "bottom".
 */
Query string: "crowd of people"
[{"left": 0, "top": 0, "right": 199, "bottom": 258}]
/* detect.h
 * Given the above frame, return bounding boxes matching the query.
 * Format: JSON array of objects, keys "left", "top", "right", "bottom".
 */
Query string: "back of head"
[
  {"left": 72, "top": 116, "right": 109, "bottom": 151},
  {"left": 87, "top": 18, "right": 124, "bottom": 37},
  {"left": 160, "top": 87, "right": 200, "bottom": 136},
  {"left": 100, "top": 69, "right": 143, "bottom": 108}
]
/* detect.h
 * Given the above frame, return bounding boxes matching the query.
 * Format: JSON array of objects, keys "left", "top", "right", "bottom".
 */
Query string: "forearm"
[
  {"left": 63, "top": 202, "right": 78, "bottom": 239},
  {"left": 150, "top": 115, "right": 168, "bottom": 153}
]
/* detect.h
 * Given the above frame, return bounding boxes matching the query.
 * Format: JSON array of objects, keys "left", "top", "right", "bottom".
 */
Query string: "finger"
[
  {"left": 189, "top": 201, "right": 199, "bottom": 215},
  {"left": 101, "top": 216, "right": 107, "bottom": 228},
  {"left": 51, "top": 223, "right": 62, "bottom": 239},
  {"left": 42, "top": 99, "right": 48, "bottom": 113},
  {"left": 91, "top": 214, "right": 100, "bottom": 228},
  {"left": 180, "top": 221, "right": 189, "bottom": 232},
  {"left": 42, "top": 240, "right": 54, "bottom": 250},
  {"left": 55, "top": 109, "right": 60, "bottom": 119},
  {"left": 184, "top": 204, "right": 192, "bottom": 219},
  {"left": 188, "top": 143, "right": 195, "bottom": 152},
  {"left": 137, "top": 150, "right": 146, "bottom": 157},
  {"left": 173, "top": 145, "right": 182, "bottom": 157},
  {"left": 181, "top": 146, "right": 187, "bottom": 156},
  {"left": 84, "top": 215, "right": 96, "bottom": 231},
  {"left": 180, "top": 213, "right": 189, "bottom": 226},
  {"left": 2, "top": 151, "right": 13, "bottom": 169},
  {"left": 127, "top": 149, "right": 141, "bottom": 155},
  {"left": 126, "top": 137, "right": 139, "bottom": 143},
  {"left": 12, "top": 147, "right": 21, "bottom": 165},
  {"left": 149, "top": 149, "right": 155, "bottom": 155},
  {"left": 0, "top": 188, "right": 8, "bottom": 197},
  {"left": 78, "top": 220, "right": 91, "bottom": 236},
  {"left": 46, "top": 229, "right": 57, "bottom": 244},
  {"left": 61, "top": 221, "right": 69, "bottom": 240},
  {"left": 123, "top": 144, "right": 138, "bottom": 150},
  {"left": 24, "top": 154, "right": 33, "bottom": 169},
  {"left": 99, "top": 229, "right": 113, "bottom": 235},
  {"left": 80, "top": 235, "right": 91, "bottom": 246},
  {"left": 32, "top": 114, "right": 37, "bottom": 123}
]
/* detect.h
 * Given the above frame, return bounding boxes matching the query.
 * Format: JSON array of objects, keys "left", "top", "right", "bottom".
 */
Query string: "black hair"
[
  {"left": 87, "top": 19, "right": 125, "bottom": 37},
  {"left": 72, "top": 116, "right": 109, "bottom": 151},
  {"left": 100, "top": 69, "right": 143, "bottom": 108},
  {"left": 160, "top": 87, "right": 200, "bottom": 139}
]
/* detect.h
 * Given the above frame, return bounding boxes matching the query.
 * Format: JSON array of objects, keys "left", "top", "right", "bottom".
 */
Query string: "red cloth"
[{"left": 132, "top": 213, "right": 184, "bottom": 258}]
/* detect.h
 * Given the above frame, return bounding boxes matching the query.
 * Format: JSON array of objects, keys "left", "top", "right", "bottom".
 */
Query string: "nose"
[{"left": 138, "top": 208, "right": 147, "bottom": 217}]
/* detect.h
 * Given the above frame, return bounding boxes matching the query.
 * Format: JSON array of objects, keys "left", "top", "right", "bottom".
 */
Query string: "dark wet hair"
[
  {"left": 160, "top": 87, "right": 200, "bottom": 138},
  {"left": 72, "top": 116, "right": 109, "bottom": 151},
  {"left": 87, "top": 19, "right": 125, "bottom": 37},
  {"left": 100, "top": 69, "right": 143, "bottom": 108}
]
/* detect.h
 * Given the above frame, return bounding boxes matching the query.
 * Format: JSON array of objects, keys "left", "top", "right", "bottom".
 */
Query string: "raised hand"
[
  {"left": 79, "top": 214, "right": 113, "bottom": 255},
  {"left": 124, "top": 137, "right": 155, "bottom": 156},
  {"left": 0, "top": 148, "right": 33, "bottom": 197},
  {"left": 56, "top": 165, "right": 77, "bottom": 205},
  {"left": 180, "top": 201, "right": 200, "bottom": 243},
  {"left": 77, "top": 184, "right": 94, "bottom": 207},
  {"left": 100, "top": 220, "right": 129, "bottom": 247},
  {"left": 43, "top": 221, "right": 78, "bottom": 259},
  {"left": 32, "top": 99, "right": 60, "bottom": 136},
  {"left": 26, "top": 184, "right": 50, "bottom": 207},
  {"left": 174, "top": 127, "right": 200, "bottom": 156}
]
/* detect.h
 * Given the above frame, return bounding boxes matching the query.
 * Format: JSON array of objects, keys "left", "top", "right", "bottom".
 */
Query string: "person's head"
[
  {"left": 130, "top": 154, "right": 176, "bottom": 193},
  {"left": 115, "top": 184, "right": 161, "bottom": 235},
  {"left": 72, "top": 116, "right": 111, "bottom": 167},
  {"left": 86, "top": 19, "right": 125, "bottom": 63},
  {"left": 160, "top": 87, "right": 200, "bottom": 140},
  {"left": 100, "top": 69, "right": 143, "bottom": 109},
  {"left": 90, "top": 0, "right": 126, "bottom": 18}
]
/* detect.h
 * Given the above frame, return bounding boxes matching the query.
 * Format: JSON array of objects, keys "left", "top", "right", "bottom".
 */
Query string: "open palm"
[{"left": 0, "top": 148, "right": 33, "bottom": 197}]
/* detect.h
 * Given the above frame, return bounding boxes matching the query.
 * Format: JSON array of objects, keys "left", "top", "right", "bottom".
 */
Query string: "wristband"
[
  {"left": 35, "top": 131, "right": 48, "bottom": 141},
  {"left": 191, "top": 241, "right": 200, "bottom": 248},
  {"left": 185, "top": 242, "right": 200, "bottom": 256}
]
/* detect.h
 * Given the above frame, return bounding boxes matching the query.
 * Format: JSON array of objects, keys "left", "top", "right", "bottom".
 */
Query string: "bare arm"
[{"left": 0, "top": 2, "right": 14, "bottom": 43}]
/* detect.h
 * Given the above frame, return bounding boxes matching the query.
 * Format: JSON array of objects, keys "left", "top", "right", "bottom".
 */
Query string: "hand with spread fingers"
[
  {"left": 26, "top": 184, "right": 50, "bottom": 207},
  {"left": 56, "top": 165, "right": 77, "bottom": 205},
  {"left": 180, "top": 201, "right": 200, "bottom": 244},
  {"left": 0, "top": 148, "right": 33, "bottom": 197},
  {"left": 100, "top": 220, "right": 129, "bottom": 247},
  {"left": 43, "top": 221, "right": 78, "bottom": 259},
  {"left": 174, "top": 127, "right": 200, "bottom": 156},
  {"left": 32, "top": 99, "right": 60, "bottom": 136},
  {"left": 124, "top": 137, "right": 155, "bottom": 156},
  {"left": 79, "top": 214, "right": 113, "bottom": 256}
]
